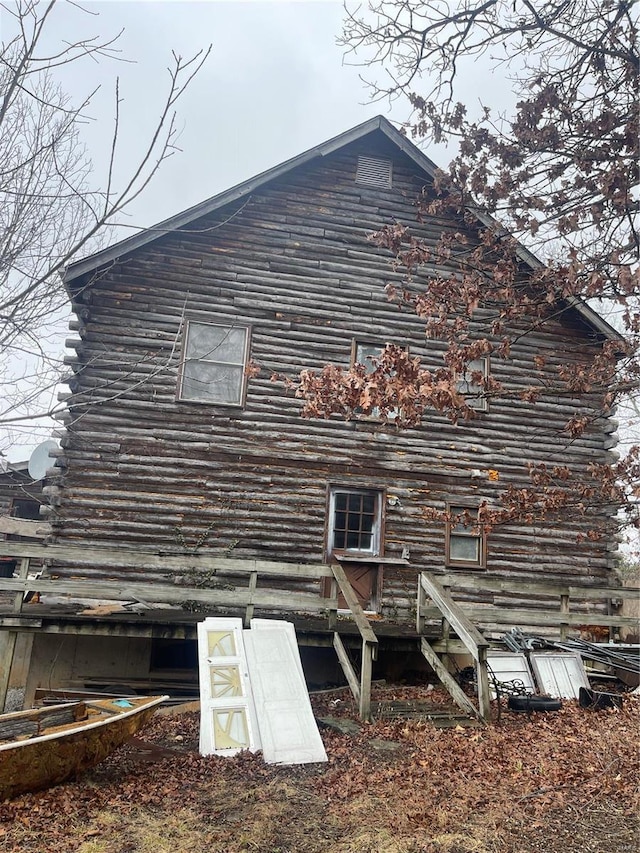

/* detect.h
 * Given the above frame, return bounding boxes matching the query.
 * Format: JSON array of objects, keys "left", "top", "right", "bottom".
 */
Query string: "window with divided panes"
[
  {"left": 352, "top": 340, "right": 400, "bottom": 420},
  {"left": 328, "top": 488, "right": 382, "bottom": 556},
  {"left": 456, "top": 357, "right": 489, "bottom": 411}
]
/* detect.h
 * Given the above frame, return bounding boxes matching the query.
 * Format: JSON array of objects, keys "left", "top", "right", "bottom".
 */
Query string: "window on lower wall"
[
  {"left": 11, "top": 498, "right": 41, "bottom": 521},
  {"left": 446, "top": 504, "right": 487, "bottom": 569},
  {"left": 178, "top": 321, "right": 250, "bottom": 405},
  {"left": 327, "top": 487, "right": 383, "bottom": 557}
]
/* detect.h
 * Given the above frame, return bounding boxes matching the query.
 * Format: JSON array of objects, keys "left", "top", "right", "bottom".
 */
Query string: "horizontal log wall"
[{"left": 48, "top": 133, "right": 619, "bottom": 621}]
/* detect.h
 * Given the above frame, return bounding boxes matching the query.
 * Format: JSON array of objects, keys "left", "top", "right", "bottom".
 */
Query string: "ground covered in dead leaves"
[{"left": 0, "top": 686, "right": 638, "bottom": 853}]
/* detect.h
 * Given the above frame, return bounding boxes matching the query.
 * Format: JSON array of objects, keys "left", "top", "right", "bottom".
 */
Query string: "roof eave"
[
  {"left": 62, "top": 115, "right": 622, "bottom": 344},
  {"left": 63, "top": 115, "right": 406, "bottom": 286}
]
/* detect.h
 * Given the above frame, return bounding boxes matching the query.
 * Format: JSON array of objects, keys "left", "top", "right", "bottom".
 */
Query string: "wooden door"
[{"left": 325, "top": 562, "right": 379, "bottom": 611}]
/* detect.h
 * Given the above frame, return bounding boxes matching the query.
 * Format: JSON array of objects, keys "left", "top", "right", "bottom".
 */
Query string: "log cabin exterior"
[{"left": 0, "top": 116, "right": 630, "bottom": 713}]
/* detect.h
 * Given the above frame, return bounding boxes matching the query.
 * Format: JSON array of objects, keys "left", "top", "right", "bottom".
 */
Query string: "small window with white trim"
[
  {"left": 328, "top": 488, "right": 383, "bottom": 557},
  {"left": 178, "top": 321, "right": 250, "bottom": 405},
  {"left": 446, "top": 504, "right": 486, "bottom": 569}
]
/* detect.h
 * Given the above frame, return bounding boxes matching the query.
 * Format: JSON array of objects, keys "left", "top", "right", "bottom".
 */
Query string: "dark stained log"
[{"left": 48, "top": 133, "right": 620, "bottom": 625}]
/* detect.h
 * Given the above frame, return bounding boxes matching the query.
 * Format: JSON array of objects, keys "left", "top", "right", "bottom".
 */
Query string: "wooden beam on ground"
[{"left": 420, "top": 638, "right": 480, "bottom": 721}]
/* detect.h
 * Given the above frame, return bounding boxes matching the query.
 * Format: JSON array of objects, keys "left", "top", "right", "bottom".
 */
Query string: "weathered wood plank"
[
  {"left": 417, "top": 603, "right": 637, "bottom": 629},
  {"left": 331, "top": 563, "right": 379, "bottom": 647},
  {"left": 0, "top": 576, "right": 338, "bottom": 613},
  {"left": 0, "top": 516, "right": 50, "bottom": 538},
  {"left": 420, "top": 638, "right": 480, "bottom": 720},
  {"left": 360, "top": 641, "right": 374, "bottom": 722},
  {"left": 333, "top": 632, "right": 360, "bottom": 703},
  {"left": 0, "top": 542, "right": 333, "bottom": 579},
  {"left": 436, "top": 573, "right": 638, "bottom": 601},
  {"left": 419, "top": 574, "right": 489, "bottom": 660}
]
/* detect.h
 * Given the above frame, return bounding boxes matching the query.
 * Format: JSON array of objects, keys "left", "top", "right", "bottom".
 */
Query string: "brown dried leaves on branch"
[{"left": 296, "top": 0, "right": 640, "bottom": 541}]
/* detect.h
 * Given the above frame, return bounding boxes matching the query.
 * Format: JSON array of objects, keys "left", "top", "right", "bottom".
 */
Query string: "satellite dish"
[{"left": 28, "top": 440, "right": 58, "bottom": 480}]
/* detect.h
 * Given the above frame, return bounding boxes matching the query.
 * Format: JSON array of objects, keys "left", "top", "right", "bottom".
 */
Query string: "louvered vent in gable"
[{"left": 356, "top": 156, "right": 393, "bottom": 188}]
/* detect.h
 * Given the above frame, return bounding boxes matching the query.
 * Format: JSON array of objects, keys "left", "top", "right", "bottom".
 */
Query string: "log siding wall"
[{"left": 49, "top": 134, "right": 619, "bottom": 620}]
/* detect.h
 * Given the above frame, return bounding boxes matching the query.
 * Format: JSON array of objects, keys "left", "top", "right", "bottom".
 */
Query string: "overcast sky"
[
  {"left": 1, "top": 0, "right": 508, "bottom": 461},
  {"left": 39, "top": 0, "right": 415, "bottom": 232},
  {"left": 28, "top": 0, "right": 505, "bottom": 233}
]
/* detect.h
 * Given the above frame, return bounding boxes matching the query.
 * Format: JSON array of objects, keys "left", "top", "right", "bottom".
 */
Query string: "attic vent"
[{"left": 356, "top": 156, "right": 393, "bottom": 188}]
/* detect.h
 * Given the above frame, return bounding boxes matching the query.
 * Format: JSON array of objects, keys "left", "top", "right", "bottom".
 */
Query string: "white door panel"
[{"left": 197, "top": 617, "right": 261, "bottom": 756}]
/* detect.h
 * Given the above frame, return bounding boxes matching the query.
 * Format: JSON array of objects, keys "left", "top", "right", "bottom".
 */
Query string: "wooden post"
[
  {"left": 560, "top": 593, "right": 570, "bottom": 640},
  {"left": 328, "top": 575, "right": 338, "bottom": 631},
  {"left": 359, "top": 640, "right": 373, "bottom": 722},
  {"left": 244, "top": 571, "right": 258, "bottom": 626},
  {"left": 476, "top": 646, "right": 491, "bottom": 722},
  {"left": 332, "top": 632, "right": 360, "bottom": 704},
  {"left": 0, "top": 633, "right": 18, "bottom": 712},
  {"left": 0, "top": 556, "right": 30, "bottom": 712},
  {"left": 416, "top": 573, "right": 426, "bottom": 634}
]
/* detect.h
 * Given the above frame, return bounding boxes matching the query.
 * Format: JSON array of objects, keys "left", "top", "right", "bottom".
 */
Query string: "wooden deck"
[{"left": 0, "top": 528, "right": 637, "bottom": 723}]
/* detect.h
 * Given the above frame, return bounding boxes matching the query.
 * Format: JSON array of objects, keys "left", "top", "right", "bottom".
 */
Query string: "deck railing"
[
  {"left": 417, "top": 571, "right": 639, "bottom": 639},
  {"left": 417, "top": 570, "right": 640, "bottom": 722},
  {"left": 417, "top": 573, "right": 491, "bottom": 720},
  {"left": 0, "top": 532, "right": 377, "bottom": 718}
]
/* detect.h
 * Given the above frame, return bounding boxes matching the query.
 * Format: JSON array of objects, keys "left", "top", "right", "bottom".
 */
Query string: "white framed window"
[
  {"left": 445, "top": 504, "right": 486, "bottom": 569},
  {"left": 327, "top": 488, "right": 383, "bottom": 557},
  {"left": 352, "top": 340, "right": 400, "bottom": 421},
  {"left": 178, "top": 321, "right": 250, "bottom": 405},
  {"left": 456, "top": 357, "right": 489, "bottom": 411}
]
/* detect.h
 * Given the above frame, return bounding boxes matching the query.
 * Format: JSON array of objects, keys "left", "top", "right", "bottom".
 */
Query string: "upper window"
[
  {"left": 328, "top": 488, "right": 383, "bottom": 557},
  {"left": 356, "top": 156, "right": 393, "bottom": 188},
  {"left": 352, "top": 340, "right": 400, "bottom": 421},
  {"left": 179, "top": 321, "right": 250, "bottom": 405},
  {"left": 445, "top": 504, "right": 486, "bottom": 569},
  {"left": 456, "top": 357, "right": 489, "bottom": 411}
]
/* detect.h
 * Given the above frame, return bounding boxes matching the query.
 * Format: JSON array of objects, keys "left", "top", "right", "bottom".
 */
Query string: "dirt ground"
[{"left": 0, "top": 685, "right": 638, "bottom": 853}]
